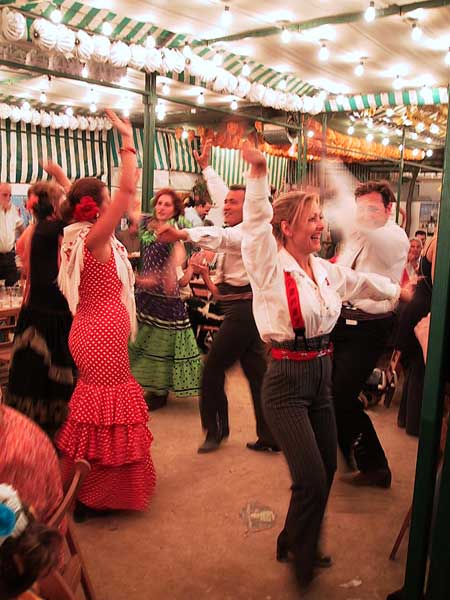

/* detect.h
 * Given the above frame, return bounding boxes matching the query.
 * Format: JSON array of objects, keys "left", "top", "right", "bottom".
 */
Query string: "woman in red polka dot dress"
[{"left": 56, "top": 110, "right": 155, "bottom": 516}]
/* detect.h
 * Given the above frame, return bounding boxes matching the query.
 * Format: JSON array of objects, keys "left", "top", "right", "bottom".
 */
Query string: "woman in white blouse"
[{"left": 240, "top": 145, "right": 400, "bottom": 589}]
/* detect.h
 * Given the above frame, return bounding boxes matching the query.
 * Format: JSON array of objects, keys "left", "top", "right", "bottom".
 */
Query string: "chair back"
[{"left": 48, "top": 460, "right": 90, "bottom": 528}]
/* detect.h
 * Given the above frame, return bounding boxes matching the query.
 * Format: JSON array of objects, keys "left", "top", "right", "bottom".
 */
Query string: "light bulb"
[
  {"left": 197, "top": 92, "right": 205, "bottom": 105},
  {"left": 347, "top": 126, "right": 355, "bottom": 135},
  {"left": 399, "top": 144, "right": 403, "bottom": 151},
  {"left": 395, "top": 128, "right": 402, "bottom": 136},
  {"left": 430, "top": 123, "right": 439, "bottom": 134},
  {"left": 81, "top": 64, "right": 89, "bottom": 78},
  {"left": 40, "top": 77, "right": 50, "bottom": 91},
  {"left": 146, "top": 35, "right": 156, "bottom": 49},
  {"left": 213, "top": 52, "right": 223, "bottom": 66},
  {"left": 190, "top": 107, "right": 197, "bottom": 114},
  {"left": 307, "top": 130, "right": 314, "bottom": 138},
  {"left": 386, "top": 108, "right": 394, "bottom": 117},
  {"left": 426, "top": 137, "right": 432, "bottom": 144},
  {"left": 411, "top": 23, "right": 422, "bottom": 41},
  {"left": 445, "top": 47, "right": 450, "bottom": 66},
  {"left": 382, "top": 137, "right": 389, "bottom": 146},
  {"left": 366, "top": 133, "right": 374, "bottom": 142},
  {"left": 416, "top": 122, "right": 425, "bottom": 132},
  {"left": 183, "top": 42, "right": 192, "bottom": 59},
  {"left": 181, "top": 129, "right": 188, "bottom": 140},
  {"left": 336, "top": 94, "right": 346, "bottom": 105},
  {"left": 366, "top": 119, "right": 373, "bottom": 129},
  {"left": 65, "top": 107, "right": 73, "bottom": 117},
  {"left": 319, "top": 42, "right": 329, "bottom": 62},
  {"left": 354, "top": 62, "right": 364, "bottom": 77},
  {"left": 393, "top": 75, "right": 404, "bottom": 90},
  {"left": 39, "top": 91, "right": 46, "bottom": 103},
  {"left": 50, "top": 8, "right": 62, "bottom": 24},
  {"left": 22, "top": 101, "right": 30, "bottom": 111},
  {"left": 162, "top": 83, "right": 170, "bottom": 96},
  {"left": 230, "top": 99, "right": 238, "bottom": 110},
  {"left": 381, "top": 125, "right": 388, "bottom": 134},
  {"left": 426, "top": 149, "right": 433, "bottom": 157},
  {"left": 281, "top": 28, "right": 292, "bottom": 44},
  {"left": 278, "top": 79, "right": 287, "bottom": 90},
  {"left": 123, "top": 107, "right": 130, "bottom": 118},
  {"left": 221, "top": 5, "right": 232, "bottom": 27},
  {"left": 102, "top": 22, "right": 113, "bottom": 36},
  {"left": 156, "top": 110, "right": 165, "bottom": 121},
  {"left": 89, "top": 102, "right": 97, "bottom": 113},
  {"left": 242, "top": 62, "right": 251, "bottom": 77},
  {"left": 412, "top": 148, "right": 419, "bottom": 157},
  {"left": 411, "top": 132, "right": 418, "bottom": 140},
  {"left": 365, "top": 1, "right": 376, "bottom": 23}
]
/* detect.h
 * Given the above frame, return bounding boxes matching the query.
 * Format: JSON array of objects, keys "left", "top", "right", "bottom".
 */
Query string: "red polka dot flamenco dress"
[{"left": 57, "top": 245, "right": 156, "bottom": 511}]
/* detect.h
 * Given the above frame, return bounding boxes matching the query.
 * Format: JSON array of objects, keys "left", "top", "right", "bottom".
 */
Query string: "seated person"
[{"left": 0, "top": 484, "right": 61, "bottom": 600}]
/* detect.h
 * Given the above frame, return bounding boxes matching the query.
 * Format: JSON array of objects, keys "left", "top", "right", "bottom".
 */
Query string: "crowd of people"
[{"left": 0, "top": 111, "right": 439, "bottom": 599}]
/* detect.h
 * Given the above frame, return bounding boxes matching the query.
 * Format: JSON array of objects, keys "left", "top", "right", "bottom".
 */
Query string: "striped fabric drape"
[
  {"left": 211, "top": 147, "right": 288, "bottom": 191},
  {"left": 109, "top": 127, "right": 170, "bottom": 170},
  {"left": 0, "top": 120, "right": 108, "bottom": 183},
  {"left": 168, "top": 133, "right": 201, "bottom": 174}
]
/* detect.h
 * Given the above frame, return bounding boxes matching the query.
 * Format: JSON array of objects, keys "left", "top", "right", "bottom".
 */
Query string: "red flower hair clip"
[
  {"left": 26, "top": 194, "right": 39, "bottom": 212},
  {"left": 73, "top": 195, "right": 99, "bottom": 222}
]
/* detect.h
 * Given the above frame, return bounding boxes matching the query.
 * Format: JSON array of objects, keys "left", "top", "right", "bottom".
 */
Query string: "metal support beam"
[
  {"left": 201, "top": 0, "right": 450, "bottom": 45},
  {"left": 404, "top": 86, "right": 450, "bottom": 599},
  {"left": 396, "top": 128, "right": 407, "bottom": 223},
  {"left": 320, "top": 113, "right": 327, "bottom": 199},
  {"left": 296, "top": 120, "right": 303, "bottom": 184},
  {"left": 142, "top": 72, "right": 157, "bottom": 212}
]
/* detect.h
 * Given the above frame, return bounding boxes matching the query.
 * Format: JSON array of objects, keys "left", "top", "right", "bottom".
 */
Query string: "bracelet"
[{"left": 119, "top": 146, "right": 137, "bottom": 155}]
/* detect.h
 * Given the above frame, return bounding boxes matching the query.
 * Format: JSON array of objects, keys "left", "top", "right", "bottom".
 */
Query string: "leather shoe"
[
  {"left": 246, "top": 439, "right": 280, "bottom": 453},
  {"left": 276, "top": 532, "right": 332, "bottom": 568},
  {"left": 198, "top": 432, "right": 221, "bottom": 454},
  {"left": 349, "top": 467, "right": 392, "bottom": 489},
  {"left": 145, "top": 392, "right": 168, "bottom": 411}
]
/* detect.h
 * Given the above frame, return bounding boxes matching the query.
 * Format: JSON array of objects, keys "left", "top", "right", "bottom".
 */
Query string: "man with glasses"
[
  {"left": 0, "top": 183, "right": 24, "bottom": 286},
  {"left": 331, "top": 181, "right": 409, "bottom": 488}
]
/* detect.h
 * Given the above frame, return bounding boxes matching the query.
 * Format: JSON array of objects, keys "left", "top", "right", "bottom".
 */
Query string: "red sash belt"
[{"left": 271, "top": 345, "right": 333, "bottom": 362}]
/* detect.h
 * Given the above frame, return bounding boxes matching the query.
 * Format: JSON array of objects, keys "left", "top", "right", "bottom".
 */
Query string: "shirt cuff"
[{"left": 202, "top": 166, "right": 215, "bottom": 178}]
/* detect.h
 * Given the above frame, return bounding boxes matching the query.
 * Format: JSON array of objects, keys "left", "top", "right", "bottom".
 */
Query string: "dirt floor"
[{"left": 76, "top": 364, "right": 418, "bottom": 600}]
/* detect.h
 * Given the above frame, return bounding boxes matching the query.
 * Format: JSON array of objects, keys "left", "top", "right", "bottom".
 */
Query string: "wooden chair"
[{"left": 39, "top": 459, "right": 96, "bottom": 600}]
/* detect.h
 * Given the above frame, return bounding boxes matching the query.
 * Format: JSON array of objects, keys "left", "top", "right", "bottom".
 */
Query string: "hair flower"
[{"left": 73, "top": 195, "right": 99, "bottom": 222}]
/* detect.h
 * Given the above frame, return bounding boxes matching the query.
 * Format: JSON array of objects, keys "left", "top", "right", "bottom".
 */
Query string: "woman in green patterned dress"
[{"left": 129, "top": 188, "right": 202, "bottom": 410}]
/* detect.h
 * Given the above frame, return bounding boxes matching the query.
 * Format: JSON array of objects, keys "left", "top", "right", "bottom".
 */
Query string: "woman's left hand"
[{"left": 105, "top": 109, "right": 133, "bottom": 140}]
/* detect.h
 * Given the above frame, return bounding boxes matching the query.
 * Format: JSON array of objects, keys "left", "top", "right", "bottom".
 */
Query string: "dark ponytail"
[{"left": 28, "top": 182, "right": 64, "bottom": 221}]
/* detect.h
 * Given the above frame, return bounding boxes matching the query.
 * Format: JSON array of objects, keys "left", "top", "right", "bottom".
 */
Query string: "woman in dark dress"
[
  {"left": 5, "top": 182, "right": 74, "bottom": 439},
  {"left": 396, "top": 236, "right": 435, "bottom": 436}
]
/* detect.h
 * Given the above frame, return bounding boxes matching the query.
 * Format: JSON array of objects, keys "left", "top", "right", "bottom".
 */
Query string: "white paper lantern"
[
  {"left": 92, "top": 35, "right": 111, "bottom": 63},
  {"left": 30, "top": 109, "right": 41, "bottom": 126},
  {"left": 235, "top": 77, "right": 251, "bottom": 98},
  {"left": 69, "top": 115, "right": 78, "bottom": 130},
  {"left": 88, "top": 116, "right": 98, "bottom": 131},
  {"left": 78, "top": 116, "right": 89, "bottom": 130},
  {"left": 145, "top": 47, "right": 162, "bottom": 72},
  {"left": 0, "top": 103, "right": 12, "bottom": 120},
  {"left": 51, "top": 113, "right": 62, "bottom": 129},
  {"left": 60, "top": 114, "right": 70, "bottom": 129},
  {"left": 261, "top": 87, "right": 276, "bottom": 108},
  {"left": 39, "top": 111, "right": 51, "bottom": 128},
  {"left": 104, "top": 116, "right": 113, "bottom": 130},
  {"left": 74, "top": 30, "right": 93, "bottom": 62},
  {"left": 0, "top": 8, "right": 26, "bottom": 42},
  {"left": 55, "top": 24, "right": 75, "bottom": 55},
  {"left": 31, "top": 18, "right": 58, "bottom": 51},
  {"left": 21, "top": 109, "right": 32, "bottom": 124},
  {"left": 96, "top": 117, "right": 105, "bottom": 130},
  {"left": 160, "top": 48, "right": 185, "bottom": 74},
  {"left": 110, "top": 41, "right": 131, "bottom": 68},
  {"left": 248, "top": 82, "right": 266, "bottom": 103},
  {"left": 212, "top": 69, "right": 229, "bottom": 93},
  {"left": 223, "top": 72, "right": 238, "bottom": 94},
  {"left": 129, "top": 44, "right": 146, "bottom": 70},
  {"left": 187, "top": 55, "right": 206, "bottom": 78},
  {"left": 10, "top": 106, "right": 22, "bottom": 123}
]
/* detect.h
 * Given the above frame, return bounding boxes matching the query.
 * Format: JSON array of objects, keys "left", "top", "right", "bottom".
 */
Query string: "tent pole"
[{"left": 142, "top": 72, "right": 157, "bottom": 212}]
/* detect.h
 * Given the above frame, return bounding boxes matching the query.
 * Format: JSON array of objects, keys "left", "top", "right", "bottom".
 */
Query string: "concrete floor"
[{"left": 76, "top": 364, "right": 418, "bottom": 600}]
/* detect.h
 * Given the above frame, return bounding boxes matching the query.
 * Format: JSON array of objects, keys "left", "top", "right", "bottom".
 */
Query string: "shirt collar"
[{"left": 278, "top": 247, "right": 328, "bottom": 285}]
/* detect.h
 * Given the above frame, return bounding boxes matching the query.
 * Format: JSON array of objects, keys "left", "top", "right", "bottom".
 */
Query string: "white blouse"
[{"left": 241, "top": 176, "right": 400, "bottom": 343}]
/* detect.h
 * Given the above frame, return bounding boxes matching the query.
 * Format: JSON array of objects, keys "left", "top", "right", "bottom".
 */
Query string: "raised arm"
[
  {"left": 157, "top": 222, "right": 242, "bottom": 253},
  {"left": 43, "top": 160, "right": 72, "bottom": 194},
  {"left": 194, "top": 139, "right": 228, "bottom": 219},
  {"left": 86, "top": 110, "right": 137, "bottom": 259},
  {"left": 240, "top": 145, "right": 279, "bottom": 290}
]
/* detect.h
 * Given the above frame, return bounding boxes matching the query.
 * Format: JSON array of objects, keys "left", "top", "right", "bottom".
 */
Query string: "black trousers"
[
  {"left": 263, "top": 348, "right": 337, "bottom": 583},
  {"left": 0, "top": 251, "right": 19, "bottom": 286},
  {"left": 200, "top": 298, "right": 275, "bottom": 444},
  {"left": 331, "top": 315, "right": 394, "bottom": 472}
]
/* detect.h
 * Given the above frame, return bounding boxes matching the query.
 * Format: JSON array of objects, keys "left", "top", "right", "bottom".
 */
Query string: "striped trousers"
[{"left": 263, "top": 342, "right": 337, "bottom": 584}]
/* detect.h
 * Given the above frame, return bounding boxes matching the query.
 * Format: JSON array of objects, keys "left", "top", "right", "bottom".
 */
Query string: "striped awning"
[
  {"left": 168, "top": 133, "right": 201, "bottom": 174},
  {"left": 211, "top": 147, "right": 288, "bottom": 191},
  {"left": 109, "top": 127, "right": 170, "bottom": 170},
  {"left": 0, "top": 118, "right": 108, "bottom": 183}
]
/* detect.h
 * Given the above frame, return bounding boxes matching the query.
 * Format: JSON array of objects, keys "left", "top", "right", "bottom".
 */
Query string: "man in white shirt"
[
  {"left": 158, "top": 141, "right": 278, "bottom": 454},
  {"left": 0, "top": 183, "right": 24, "bottom": 286},
  {"left": 332, "top": 180, "right": 409, "bottom": 488},
  {"left": 184, "top": 198, "right": 212, "bottom": 227}
]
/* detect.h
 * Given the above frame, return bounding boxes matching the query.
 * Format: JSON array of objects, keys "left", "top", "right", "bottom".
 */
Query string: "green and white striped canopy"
[
  {"left": 211, "top": 147, "right": 288, "bottom": 192},
  {"left": 0, "top": 118, "right": 108, "bottom": 183},
  {"left": 109, "top": 127, "right": 170, "bottom": 171}
]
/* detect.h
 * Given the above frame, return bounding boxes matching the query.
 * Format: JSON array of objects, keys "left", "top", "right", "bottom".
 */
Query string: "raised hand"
[
  {"left": 105, "top": 109, "right": 133, "bottom": 141},
  {"left": 193, "top": 139, "right": 212, "bottom": 170},
  {"left": 242, "top": 141, "right": 267, "bottom": 171},
  {"left": 156, "top": 223, "right": 184, "bottom": 243}
]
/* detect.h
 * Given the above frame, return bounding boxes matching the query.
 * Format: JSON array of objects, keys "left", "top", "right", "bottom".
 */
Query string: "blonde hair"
[{"left": 271, "top": 191, "right": 318, "bottom": 245}]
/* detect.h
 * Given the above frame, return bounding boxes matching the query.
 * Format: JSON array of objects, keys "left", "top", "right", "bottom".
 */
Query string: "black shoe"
[
  {"left": 349, "top": 466, "right": 392, "bottom": 489},
  {"left": 386, "top": 588, "right": 405, "bottom": 600},
  {"left": 198, "top": 432, "right": 221, "bottom": 454},
  {"left": 73, "top": 501, "right": 112, "bottom": 523},
  {"left": 247, "top": 439, "right": 280, "bottom": 453},
  {"left": 276, "top": 531, "right": 332, "bottom": 568},
  {"left": 145, "top": 392, "right": 168, "bottom": 411}
]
